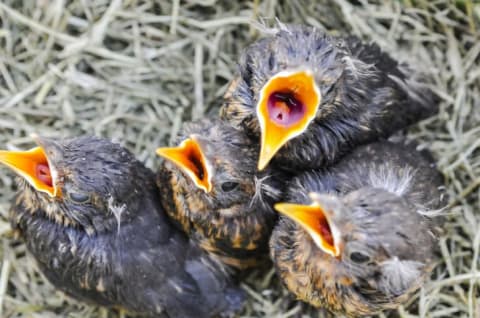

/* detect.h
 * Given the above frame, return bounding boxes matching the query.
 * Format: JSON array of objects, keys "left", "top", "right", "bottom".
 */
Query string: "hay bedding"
[{"left": 0, "top": 0, "right": 478, "bottom": 317}]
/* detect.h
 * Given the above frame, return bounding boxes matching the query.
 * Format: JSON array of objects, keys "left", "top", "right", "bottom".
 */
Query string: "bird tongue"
[
  {"left": 317, "top": 215, "right": 334, "bottom": 247},
  {"left": 256, "top": 70, "right": 321, "bottom": 171},
  {"left": 0, "top": 146, "right": 57, "bottom": 197},
  {"left": 36, "top": 163, "right": 53, "bottom": 187},
  {"left": 156, "top": 136, "right": 212, "bottom": 193},
  {"left": 267, "top": 92, "right": 305, "bottom": 126},
  {"left": 274, "top": 201, "right": 339, "bottom": 257}
]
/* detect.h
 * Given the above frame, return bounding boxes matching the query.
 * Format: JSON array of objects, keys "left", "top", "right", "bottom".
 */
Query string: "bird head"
[
  {"left": 275, "top": 187, "right": 435, "bottom": 298},
  {"left": 235, "top": 26, "right": 349, "bottom": 170},
  {"left": 157, "top": 120, "right": 282, "bottom": 217},
  {"left": 1, "top": 136, "right": 153, "bottom": 233}
]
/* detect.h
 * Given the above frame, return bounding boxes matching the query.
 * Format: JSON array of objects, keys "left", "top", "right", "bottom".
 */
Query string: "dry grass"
[{"left": 0, "top": 0, "right": 479, "bottom": 317}]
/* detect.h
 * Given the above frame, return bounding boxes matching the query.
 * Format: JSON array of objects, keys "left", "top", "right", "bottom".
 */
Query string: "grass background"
[{"left": 0, "top": 0, "right": 479, "bottom": 317}]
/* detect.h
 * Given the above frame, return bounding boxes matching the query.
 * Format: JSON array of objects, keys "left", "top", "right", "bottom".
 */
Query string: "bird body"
[
  {"left": 270, "top": 140, "right": 445, "bottom": 316},
  {"left": 221, "top": 24, "right": 438, "bottom": 171},
  {"left": 3, "top": 136, "right": 243, "bottom": 318},
  {"left": 157, "top": 119, "right": 285, "bottom": 269}
]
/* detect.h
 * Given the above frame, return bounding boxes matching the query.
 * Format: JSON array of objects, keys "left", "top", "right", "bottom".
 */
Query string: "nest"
[{"left": 0, "top": 1, "right": 478, "bottom": 317}]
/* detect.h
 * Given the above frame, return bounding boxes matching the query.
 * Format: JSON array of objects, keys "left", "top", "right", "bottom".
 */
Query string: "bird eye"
[
  {"left": 68, "top": 191, "right": 91, "bottom": 204},
  {"left": 221, "top": 181, "right": 239, "bottom": 192},
  {"left": 349, "top": 251, "right": 371, "bottom": 264}
]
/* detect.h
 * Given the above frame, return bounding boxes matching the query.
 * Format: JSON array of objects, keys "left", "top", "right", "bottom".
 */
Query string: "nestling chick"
[
  {"left": 156, "top": 119, "right": 285, "bottom": 269},
  {"left": 270, "top": 141, "right": 445, "bottom": 316},
  {"left": 221, "top": 24, "right": 438, "bottom": 171},
  {"left": 1, "top": 136, "right": 243, "bottom": 318}
]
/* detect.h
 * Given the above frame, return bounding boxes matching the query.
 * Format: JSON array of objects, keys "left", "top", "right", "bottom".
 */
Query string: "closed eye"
[
  {"left": 68, "top": 191, "right": 91, "bottom": 204},
  {"left": 221, "top": 181, "right": 239, "bottom": 192},
  {"left": 350, "top": 251, "right": 371, "bottom": 264}
]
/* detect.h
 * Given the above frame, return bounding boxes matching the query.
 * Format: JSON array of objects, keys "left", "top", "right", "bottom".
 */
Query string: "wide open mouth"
[
  {"left": 0, "top": 141, "right": 58, "bottom": 197},
  {"left": 256, "top": 70, "right": 321, "bottom": 170},
  {"left": 156, "top": 136, "right": 212, "bottom": 193},
  {"left": 274, "top": 198, "right": 341, "bottom": 257}
]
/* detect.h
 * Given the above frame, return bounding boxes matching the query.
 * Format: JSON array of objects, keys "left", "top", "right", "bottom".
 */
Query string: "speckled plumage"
[
  {"left": 9, "top": 136, "right": 243, "bottom": 318},
  {"left": 157, "top": 119, "right": 286, "bottom": 269},
  {"left": 270, "top": 140, "right": 446, "bottom": 316},
  {"left": 221, "top": 25, "right": 438, "bottom": 170}
]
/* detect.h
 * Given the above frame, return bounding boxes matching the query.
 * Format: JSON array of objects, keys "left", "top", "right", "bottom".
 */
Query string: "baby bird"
[
  {"left": 0, "top": 136, "right": 243, "bottom": 318},
  {"left": 156, "top": 119, "right": 284, "bottom": 269},
  {"left": 270, "top": 141, "right": 445, "bottom": 316},
  {"left": 221, "top": 24, "right": 438, "bottom": 171}
]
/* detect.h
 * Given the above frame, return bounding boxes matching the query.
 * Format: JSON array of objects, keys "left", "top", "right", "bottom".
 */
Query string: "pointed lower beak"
[
  {"left": 257, "top": 70, "right": 321, "bottom": 170},
  {"left": 0, "top": 144, "right": 58, "bottom": 197},
  {"left": 156, "top": 136, "right": 212, "bottom": 193},
  {"left": 274, "top": 201, "right": 340, "bottom": 257}
]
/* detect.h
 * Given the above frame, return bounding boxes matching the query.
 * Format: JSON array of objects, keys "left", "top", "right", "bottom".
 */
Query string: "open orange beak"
[
  {"left": 156, "top": 136, "right": 212, "bottom": 193},
  {"left": 274, "top": 194, "right": 341, "bottom": 257},
  {"left": 0, "top": 139, "right": 59, "bottom": 197},
  {"left": 256, "top": 70, "right": 320, "bottom": 170}
]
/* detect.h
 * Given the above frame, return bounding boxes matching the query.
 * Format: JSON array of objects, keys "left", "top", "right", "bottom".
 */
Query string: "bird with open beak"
[
  {"left": 156, "top": 119, "right": 286, "bottom": 269},
  {"left": 1, "top": 136, "right": 244, "bottom": 318},
  {"left": 221, "top": 24, "right": 438, "bottom": 171},
  {"left": 270, "top": 140, "right": 445, "bottom": 316}
]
